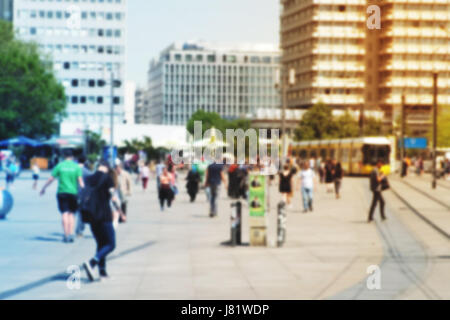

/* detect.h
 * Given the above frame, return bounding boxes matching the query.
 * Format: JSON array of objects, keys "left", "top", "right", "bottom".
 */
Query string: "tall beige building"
[{"left": 280, "top": 0, "right": 449, "bottom": 134}]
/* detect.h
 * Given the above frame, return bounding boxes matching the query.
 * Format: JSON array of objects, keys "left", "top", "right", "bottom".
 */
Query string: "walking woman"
[
  {"left": 83, "top": 160, "right": 123, "bottom": 281},
  {"left": 324, "top": 160, "right": 335, "bottom": 193},
  {"left": 186, "top": 166, "right": 201, "bottom": 202},
  {"left": 159, "top": 167, "right": 174, "bottom": 211},
  {"left": 334, "top": 161, "right": 344, "bottom": 199},
  {"left": 279, "top": 164, "right": 295, "bottom": 207}
]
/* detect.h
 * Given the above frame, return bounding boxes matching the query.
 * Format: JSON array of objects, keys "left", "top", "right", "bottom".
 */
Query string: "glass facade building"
[
  {"left": 148, "top": 42, "right": 281, "bottom": 126},
  {"left": 12, "top": 0, "right": 127, "bottom": 127},
  {"left": 0, "top": 0, "right": 13, "bottom": 21}
]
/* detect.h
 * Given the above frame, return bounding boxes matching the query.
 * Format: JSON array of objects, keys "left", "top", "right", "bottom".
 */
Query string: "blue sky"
[{"left": 127, "top": 0, "right": 280, "bottom": 86}]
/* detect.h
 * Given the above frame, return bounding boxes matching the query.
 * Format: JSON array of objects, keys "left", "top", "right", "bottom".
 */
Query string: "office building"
[
  {"left": 0, "top": 0, "right": 13, "bottom": 21},
  {"left": 134, "top": 87, "right": 151, "bottom": 124},
  {"left": 148, "top": 41, "right": 281, "bottom": 125},
  {"left": 280, "top": 0, "right": 449, "bottom": 133},
  {"left": 13, "top": 0, "right": 127, "bottom": 129}
]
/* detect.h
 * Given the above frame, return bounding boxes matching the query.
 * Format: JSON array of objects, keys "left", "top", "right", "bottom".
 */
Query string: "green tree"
[
  {"left": 0, "top": 21, "right": 66, "bottom": 140},
  {"left": 334, "top": 112, "right": 360, "bottom": 138},
  {"left": 186, "top": 110, "right": 227, "bottom": 135},
  {"left": 294, "top": 102, "right": 338, "bottom": 140},
  {"left": 427, "top": 105, "right": 450, "bottom": 148}
]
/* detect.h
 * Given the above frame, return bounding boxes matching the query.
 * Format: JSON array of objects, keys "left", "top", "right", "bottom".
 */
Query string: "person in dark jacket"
[
  {"left": 186, "top": 166, "right": 201, "bottom": 202},
  {"left": 334, "top": 161, "right": 344, "bottom": 199},
  {"left": 83, "top": 160, "right": 118, "bottom": 281},
  {"left": 368, "top": 160, "right": 387, "bottom": 223}
]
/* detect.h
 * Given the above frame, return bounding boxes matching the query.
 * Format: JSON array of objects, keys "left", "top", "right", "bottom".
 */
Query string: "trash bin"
[
  {"left": 230, "top": 201, "right": 242, "bottom": 246},
  {"left": 277, "top": 202, "right": 287, "bottom": 247}
]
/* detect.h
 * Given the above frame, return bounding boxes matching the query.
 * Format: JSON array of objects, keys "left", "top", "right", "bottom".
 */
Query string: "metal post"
[
  {"left": 281, "top": 76, "right": 287, "bottom": 160},
  {"left": 432, "top": 72, "right": 438, "bottom": 189},
  {"left": 359, "top": 104, "right": 364, "bottom": 137},
  {"left": 110, "top": 71, "right": 114, "bottom": 167},
  {"left": 400, "top": 94, "right": 406, "bottom": 166}
]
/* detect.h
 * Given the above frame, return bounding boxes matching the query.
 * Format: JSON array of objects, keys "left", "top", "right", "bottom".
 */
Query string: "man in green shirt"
[{"left": 40, "top": 150, "right": 84, "bottom": 243}]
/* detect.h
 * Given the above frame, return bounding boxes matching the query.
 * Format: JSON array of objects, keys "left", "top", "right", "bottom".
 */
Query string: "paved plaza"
[{"left": 0, "top": 171, "right": 449, "bottom": 300}]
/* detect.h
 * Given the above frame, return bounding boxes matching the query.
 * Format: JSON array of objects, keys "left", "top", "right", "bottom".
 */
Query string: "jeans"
[
  {"left": 90, "top": 221, "right": 116, "bottom": 271},
  {"left": 209, "top": 184, "right": 219, "bottom": 216},
  {"left": 301, "top": 187, "right": 313, "bottom": 211},
  {"left": 368, "top": 191, "right": 386, "bottom": 221}
]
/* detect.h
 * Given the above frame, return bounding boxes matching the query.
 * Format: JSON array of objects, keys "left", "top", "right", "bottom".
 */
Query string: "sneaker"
[
  {"left": 63, "top": 236, "right": 69, "bottom": 243},
  {"left": 83, "top": 259, "right": 97, "bottom": 282},
  {"left": 68, "top": 235, "right": 75, "bottom": 243}
]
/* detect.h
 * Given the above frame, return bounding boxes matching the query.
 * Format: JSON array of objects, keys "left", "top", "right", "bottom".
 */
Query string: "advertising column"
[{"left": 248, "top": 173, "right": 267, "bottom": 246}]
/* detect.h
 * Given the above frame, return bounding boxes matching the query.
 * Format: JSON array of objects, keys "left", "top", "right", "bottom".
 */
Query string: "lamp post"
[
  {"left": 109, "top": 70, "right": 115, "bottom": 167},
  {"left": 275, "top": 67, "right": 296, "bottom": 159},
  {"left": 432, "top": 72, "right": 438, "bottom": 189}
]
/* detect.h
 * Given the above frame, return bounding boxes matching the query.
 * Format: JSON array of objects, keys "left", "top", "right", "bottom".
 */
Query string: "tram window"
[
  {"left": 320, "top": 148, "right": 327, "bottom": 159},
  {"left": 300, "top": 150, "right": 307, "bottom": 159},
  {"left": 310, "top": 150, "right": 317, "bottom": 158},
  {"left": 342, "top": 149, "right": 349, "bottom": 162},
  {"left": 292, "top": 150, "right": 297, "bottom": 157},
  {"left": 363, "top": 145, "right": 390, "bottom": 165}
]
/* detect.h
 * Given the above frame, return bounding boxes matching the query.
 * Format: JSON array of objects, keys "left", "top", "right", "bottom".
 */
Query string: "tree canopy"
[
  {"left": 294, "top": 102, "right": 384, "bottom": 141},
  {"left": 0, "top": 20, "right": 66, "bottom": 140},
  {"left": 186, "top": 110, "right": 252, "bottom": 136},
  {"left": 428, "top": 105, "right": 450, "bottom": 148}
]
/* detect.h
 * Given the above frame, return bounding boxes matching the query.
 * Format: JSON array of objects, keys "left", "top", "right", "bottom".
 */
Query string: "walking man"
[
  {"left": 204, "top": 160, "right": 226, "bottom": 218},
  {"left": 40, "top": 150, "right": 84, "bottom": 243},
  {"left": 368, "top": 160, "right": 387, "bottom": 223},
  {"left": 298, "top": 162, "right": 316, "bottom": 213}
]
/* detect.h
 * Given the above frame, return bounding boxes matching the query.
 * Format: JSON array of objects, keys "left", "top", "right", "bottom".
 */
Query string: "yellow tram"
[{"left": 288, "top": 137, "right": 395, "bottom": 176}]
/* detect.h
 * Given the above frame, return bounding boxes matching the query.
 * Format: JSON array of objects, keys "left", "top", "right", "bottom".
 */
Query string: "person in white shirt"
[
  {"left": 298, "top": 161, "right": 317, "bottom": 213},
  {"left": 138, "top": 162, "right": 151, "bottom": 191}
]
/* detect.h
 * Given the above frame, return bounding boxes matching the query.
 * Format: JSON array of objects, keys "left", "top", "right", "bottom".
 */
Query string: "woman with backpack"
[{"left": 82, "top": 160, "right": 124, "bottom": 281}]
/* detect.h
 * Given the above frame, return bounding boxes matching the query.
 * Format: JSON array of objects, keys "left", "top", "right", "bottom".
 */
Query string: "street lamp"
[{"left": 275, "top": 67, "right": 296, "bottom": 159}]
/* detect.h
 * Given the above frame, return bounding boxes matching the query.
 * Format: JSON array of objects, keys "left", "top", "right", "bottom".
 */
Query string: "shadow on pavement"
[{"left": 0, "top": 240, "right": 157, "bottom": 300}]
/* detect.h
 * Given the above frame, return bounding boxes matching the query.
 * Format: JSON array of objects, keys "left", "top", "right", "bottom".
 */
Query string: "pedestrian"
[
  {"left": 204, "top": 160, "right": 226, "bottom": 217},
  {"left": 298, "top": 162, "right": 316, "bottom": 213},
  {"left": 40, "top": 149, "right": 84, "bottom": 243},
  {"left": 159, "top": 167, "right": 174, "bottom": 211},
  {"left": 115, "top": 160, "right": 132, "bottom": 222},
  {"left": 334, "top": 161, "right": 344, "bottom": 199},
  {"left": 186, "top": 165, "right": 201, "bottom": 202},
  {"left": 324, "top": 160, "right": 335, "bottom": 193},
  {"left": 82, "top": 160, "right": 122, "bottom": 281},
  {"left": 75, "top": 156, "right": 93, "bottom": 238},
  {"left": 5, "top": 159, "right": 18, "bottom": 189},
  {"left": 155, "top": 159, "right": 165, "bottom": 190},
  {"left": 279, "top": 164, "right": 295, "bottom": 207},
  {"left": 32, "top": 162, "right": 40, "bottom": 190},
  {"left": 368, "top": 160, "right": 388, "bottom": 223},
  {"left": 318, "top": 161, "right": 325, "bottom": 184},
  {"left": 138, "top": 161, "right": 150, "bottom": 191}
]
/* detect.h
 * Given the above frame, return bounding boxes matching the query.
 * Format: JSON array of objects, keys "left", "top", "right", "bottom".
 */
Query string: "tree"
[
  {"left": 294, "top": 102, "right": 337, "bottom": 140},
  {"left": 427, "top": 105, "right": 450, "bottom": 148},
  {"left": 0, "top": 20, "right": 66, "bottom": 140},
  {"left": 294, "top": 102, "right": 386, "bottom": 141},
  {"left": 186, "top": 110, "right": 227, "bottom": 136}
]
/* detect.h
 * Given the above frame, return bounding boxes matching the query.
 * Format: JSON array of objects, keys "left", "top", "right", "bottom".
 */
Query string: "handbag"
[{"left": 380, "top": 177, "right": 390, "bottom": 191}]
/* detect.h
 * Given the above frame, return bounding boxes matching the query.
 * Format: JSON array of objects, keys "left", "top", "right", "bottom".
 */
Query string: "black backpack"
[{"left": 79, "top": 174, "right": 106, "bottom": 223}]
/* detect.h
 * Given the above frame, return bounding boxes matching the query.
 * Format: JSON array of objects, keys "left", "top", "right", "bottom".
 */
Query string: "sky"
[{"left": 127, "top": 0, "right": 280, "bottom": 87}]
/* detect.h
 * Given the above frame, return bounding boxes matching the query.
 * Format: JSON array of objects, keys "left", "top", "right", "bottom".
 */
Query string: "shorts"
[
  {"left": 32, "top": 174, "right": 39, "bottom": 181},
  {"left": 6, "top": 174, "right": 14, "bottom": 183},
  {"left": 57, "top": 193, "right": 78, "bottom": 214}
]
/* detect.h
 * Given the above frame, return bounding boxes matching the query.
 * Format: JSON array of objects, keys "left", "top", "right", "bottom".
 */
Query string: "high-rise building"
[
  {"left": 134, "top": 87, "right": 151, "bottom": 124},
  {"left": 0, "top": 0, "right": 13, "bottom": 21},
  {"left": 12, "top": 0, "right": 127, "bottom": 129},
  {"left": 148, "top": 41, "right": 281, "bottom": 126},
  {"left": 280, "top": 0, "right": 449, "bottom": 133}
]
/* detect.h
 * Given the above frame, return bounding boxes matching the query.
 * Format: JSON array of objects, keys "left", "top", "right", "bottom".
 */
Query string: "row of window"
[
  {"left": 162, "top": 95, "right": 279, "bottom": 104},
  {"left": 67, "top": 95, "right": 122, "bottom": 105},
  {"left": 55, "top": 61, "right": 122, "bottom": 72},
  {"left": 18, "top": 27, "right": 123, "bottom": 38},
  {"left": 62, "top": 78, "right": 122, "bottom": 88},
  {"left": 40, "top": 44, "right": 124, "bottom": 55},
  {"left": 17, "top": 9, "right": 124, "bottom": 21},
  {"left": 164, "top": 65, "right": 277, "bottom": 75},
  {"left": 164, "top": 53, "right": 279, "bottom": 65}
]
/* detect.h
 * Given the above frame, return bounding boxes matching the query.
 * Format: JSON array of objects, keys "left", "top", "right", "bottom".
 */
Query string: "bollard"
[
  {"left": 277, "top": 201, "right": 287, "bottom": 247},
  {"left": 230, "top": 201, "right": 242, "bottom": 246}
]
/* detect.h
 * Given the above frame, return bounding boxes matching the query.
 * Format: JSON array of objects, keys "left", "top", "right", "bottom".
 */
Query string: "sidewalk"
[{"left": 1, "top": 173, "right": 447, "bottom": 299}]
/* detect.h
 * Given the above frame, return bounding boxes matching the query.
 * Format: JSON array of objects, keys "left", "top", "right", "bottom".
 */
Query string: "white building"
[
  {"left": 148, "top": 41, "right": 281, "bottom": 126},
  {"left": 12, "top": 0, "right": 127, "bottom": 130}
]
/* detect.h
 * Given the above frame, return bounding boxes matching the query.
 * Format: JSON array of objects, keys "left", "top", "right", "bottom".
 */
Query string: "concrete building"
[
  {"left": 134, "top": 87, "right": 151, "bottom": 124},
  {"left": 280, "top": 0, "right": 449, "bottom": 134},
  {"left": 0, "top": 0, "right": 13, "bottom": 21},
  {"left": 12, "top": 0, "right": 127, "bottom": 130},
  {"left": 148, "top": 41, "right": 281, "bottom": 126}
]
